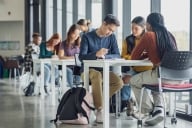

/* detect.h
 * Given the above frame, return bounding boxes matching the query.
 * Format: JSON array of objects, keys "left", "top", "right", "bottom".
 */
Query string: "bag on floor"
[
  {"left": 23, "top": 81, "right": 35, "bottom": 96},
  {"left": 50, "top": 87, "right": 95, "bottom": 125}
]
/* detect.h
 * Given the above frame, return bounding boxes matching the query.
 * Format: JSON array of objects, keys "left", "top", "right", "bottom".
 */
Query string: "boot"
[{"left": 126, "top": 98, "right": 135, "bottom": 116}]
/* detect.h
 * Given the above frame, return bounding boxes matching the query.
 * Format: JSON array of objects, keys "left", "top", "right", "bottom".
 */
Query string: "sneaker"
[
  {"left": 145, "top": 106, "right": 164, "bottom": 126},
  {"left": 132, "top": 111, "right": 149, "bottom": 119},
  {"left": 55, "top": 77, "right": 60, "bottom": 87},
  {"left": 121, "top": 100, "right": 128, "bottom": 112},
  {"left": 126, "top": 98, "right": 135, "bottom": 116},
  {"left": 44, "top": 86, "right": 50, "bottom": 95},
  {"left": 96, "top": 109, "right": 103, "bottom": 123}
]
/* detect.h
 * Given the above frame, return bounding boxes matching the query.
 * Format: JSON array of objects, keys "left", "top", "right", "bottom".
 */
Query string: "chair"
[
  {"left": 137, "top": 51, "right": 192, "bottom": 128},
  {"left": 4, "top": 56, "right": 24, "bottom": 80}
]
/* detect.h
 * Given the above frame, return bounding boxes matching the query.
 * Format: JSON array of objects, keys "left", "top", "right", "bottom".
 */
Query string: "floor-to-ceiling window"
[
  {"left": 78, "top": 0, "right": 86, "bottom": 19},
  {"left": 66, "top": 0, "right": 73, "bottom": 30},
  {"left": 91, "top": 0, "right": 102, "bottom": 28},
  {"left": 161, "top": 0, "right": 190, "bottom": 51},
  {"left": 46, "top": 0, "right": 53, "bottom": 39},
  {"left": 131, "top": 0, "right": 150, "bottom": 21},
  {"left": 117, "top": 0, "right": 123, "bottom": 52},
  {"left": 57, "top": 0, "right": 62, "bottom": 36},
  {"left": 161, "top": 0, "right": 191, "bottom": 116}
]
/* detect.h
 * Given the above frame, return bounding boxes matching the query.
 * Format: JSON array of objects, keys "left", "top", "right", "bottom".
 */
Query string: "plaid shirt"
[{"left": 24, "top": 43, "right": 40, "bottom": 72}]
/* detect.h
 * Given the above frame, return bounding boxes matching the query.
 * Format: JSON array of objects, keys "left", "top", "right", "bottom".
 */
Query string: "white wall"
[
  {"left": 0, "top": 21, "right": 24, "bottom": 56},
  {"left": 0, "top": 0, "right": 24, "bottom": 21},
  {"left": 0, "top": 0, "right": 25, "bottom": 57}
]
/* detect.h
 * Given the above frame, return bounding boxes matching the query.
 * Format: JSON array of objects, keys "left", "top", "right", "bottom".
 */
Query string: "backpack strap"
[
  {"left": 50, "top": 118, "right": 58, "bottom": 123},
  {"left": 82, "top": 99, "right": 95, "bottom": 110},
  {"left": 74, "top": 87, "right": 90, "bottom": 123}
]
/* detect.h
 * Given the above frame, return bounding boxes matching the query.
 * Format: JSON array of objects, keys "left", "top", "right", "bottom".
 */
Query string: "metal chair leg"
[{"left": 137, "top": 87, "right": 144, "bottom": 127}]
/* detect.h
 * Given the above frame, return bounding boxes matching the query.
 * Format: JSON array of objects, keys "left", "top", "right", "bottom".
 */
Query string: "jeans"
[
  {"left": 66, "top": 67, "right": 81, "bottom": 88},
  {"left": 121, "top": 68, "right": 137, "bottom": 101},
  {"left": 44, "top": 64, "right": 59, "bottom": 86}
]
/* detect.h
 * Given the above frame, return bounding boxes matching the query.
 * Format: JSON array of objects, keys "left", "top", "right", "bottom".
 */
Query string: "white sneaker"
[
  {"left": 145, "top": 106, "right": 164, "bottom": 126},
  {"left": 132, "top": 111, "right": 149, "bottom": 119},
  {"left": 96, "top": 109, "right": 103, "bottom": 123}
]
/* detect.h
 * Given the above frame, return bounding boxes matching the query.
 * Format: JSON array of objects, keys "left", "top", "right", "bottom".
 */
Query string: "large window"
[
  {"left": 117, "top": 0, "right": 123, "bottom": 51},
  {"left": 66, "top": 0, "right": 73, "bottom": 30},
  {"left": 57, "top": 0, "right": 62, "bottom": 35},
  {"left": 161, "top": 0, "right": 190, "bottom": 113},
  {"left": 131, "top": 0, "right": 150, "bottom": 20},
  {"left": 78, "top": 0, "right": 86, "bottom": 19},
  {"left": 91, "top": 0, "right": 102, "bottom": 28},
  {"left": 47, "top": 0, "right": 53, "bottom": 38},
  {"left": 161, "top": 0, "right": 190, "bottom": 51}
]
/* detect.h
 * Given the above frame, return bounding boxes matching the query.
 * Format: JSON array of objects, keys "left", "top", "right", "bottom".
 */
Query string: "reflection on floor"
[{"left": 0, "top": 79, "right": 192, "bottom": 128}]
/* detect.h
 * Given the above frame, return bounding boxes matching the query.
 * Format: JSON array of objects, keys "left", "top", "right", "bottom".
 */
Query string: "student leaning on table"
[
  {"left": 129, "top": 12, "right": 177, "bottom": 126},
  {"left": 58, "top": 24, "right": 81, "bottom": 87},
  {"left": 79, "top": 14, "right": 123, "bottom": 123},
  {"left": 39, "top": 33, "right": 61, "bottom": 94},
  {"left": 120, "top": 16, "right": 153, "bottom": 115}
]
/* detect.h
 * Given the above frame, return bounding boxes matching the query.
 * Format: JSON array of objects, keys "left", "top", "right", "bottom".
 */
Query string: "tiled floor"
[{"left": 0, "top": 79, "right": 192, "bottom": 128}]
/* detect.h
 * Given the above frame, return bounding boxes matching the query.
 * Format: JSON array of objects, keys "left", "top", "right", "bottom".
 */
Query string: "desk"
[
  {"left": 83, "top": 59, "right": 152, "bottom": 128},
  {"left": 51, "top": 59, "right": 75, "bottom": 105},
  {"left": 33, "top": 59, "right": 51, "bottom": 98},
  {"left": 33, "top": 58, "right": 75, "bottom": 104}
]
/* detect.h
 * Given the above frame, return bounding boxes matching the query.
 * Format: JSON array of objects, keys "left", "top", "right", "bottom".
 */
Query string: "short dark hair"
[
  {"left": 32, "top": 33, "right": 40, "bottom": 38},
  {"left": 103, "top": 14, "right": 120, "bottom": 26}
]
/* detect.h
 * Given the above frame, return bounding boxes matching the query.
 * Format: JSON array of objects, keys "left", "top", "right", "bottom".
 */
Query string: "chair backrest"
[{"left": 160, "top": 51, "right": 192, "bottom": 80}]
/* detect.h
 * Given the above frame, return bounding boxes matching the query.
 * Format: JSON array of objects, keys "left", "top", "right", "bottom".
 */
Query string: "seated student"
[
  {"left": 120, "top": 16, "right": 152, "bottom": 115},
  {"left": 129, "top": 12, "right": 177, "bottom": 126},
  {"left": 58, "top": 24, "right": 81, "bottom": 87},
  {"left": 24, "top": 32, "right": 42, "bottom": 72},
  {"left": 39, "top": 33, "right": 61, "bottom": 94},
  {"left": 77, "top": 19, "right": 93, "bottom": 36},
  {"left": 79, "top": 14, "right": 123, "bottom": 123}
]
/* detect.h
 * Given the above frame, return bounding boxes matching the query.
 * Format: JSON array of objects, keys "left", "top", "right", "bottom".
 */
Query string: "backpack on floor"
[
  {"left": 23, "top": 81, "right": 35, "bottom": 96},
  {"left": 50, "top": 87, "right": 95, "bottom": 125}
]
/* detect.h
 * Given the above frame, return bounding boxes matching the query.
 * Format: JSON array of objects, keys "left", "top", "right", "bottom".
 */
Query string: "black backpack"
[
  {"left": 50, "top": 87, "right": 95, "bottom": 125},
  {"left": 23, "top": 81, "right": 35, "bottom": 96}
]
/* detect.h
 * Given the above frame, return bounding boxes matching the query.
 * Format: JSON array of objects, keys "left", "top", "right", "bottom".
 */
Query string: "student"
[
  {"left": 24, "top": 33, "right": 42, "bottom": 72},
  {"left": 121, "top": 16, "right": 152, "bottom": 114},
  {"left": 129, "top": 12, "right": 177, "bottom": 126},
  {"left": 58, "top": 24, "right": 81, "bottom": 87},
  {"left": 77, "top": 19, "right": 93, "bottom": 36},
  {"left": 79, "top": 14, "right": 123, "bottom": 123},
  {"left": 39, "top": 33, "right": 61, "bottom": 94}
]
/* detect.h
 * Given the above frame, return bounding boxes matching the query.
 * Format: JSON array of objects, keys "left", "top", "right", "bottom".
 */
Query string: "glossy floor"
[{"left": 0, "top": 79, "right": 192, "bottom": 128}]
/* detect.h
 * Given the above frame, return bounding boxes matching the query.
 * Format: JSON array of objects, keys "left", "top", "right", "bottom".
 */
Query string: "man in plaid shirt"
[{"left": 24, "top": 33, "right": 42, "bottom": 72}]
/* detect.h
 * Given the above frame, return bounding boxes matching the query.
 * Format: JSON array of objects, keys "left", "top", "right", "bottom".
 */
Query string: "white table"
[
  {"left": 33, "top": 59, "right": 51, "bottom": 98},
  {"left": 33, "top": 58, "right": 75, "bottom": 104},
  {"left": 83, "top": 59, "right": 152, "bottom": 128},
  {"left": 51, "top": 59, "right": 75, "bottom": 105}
]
